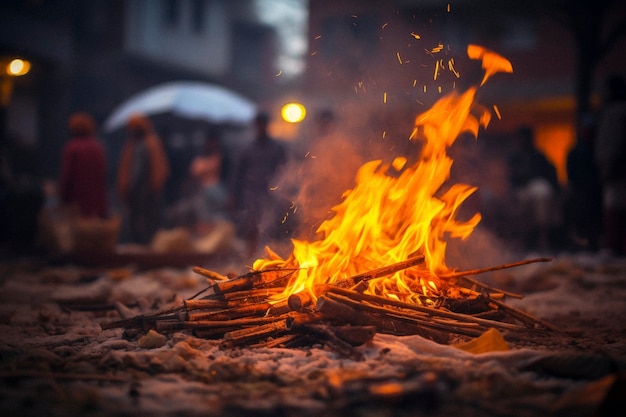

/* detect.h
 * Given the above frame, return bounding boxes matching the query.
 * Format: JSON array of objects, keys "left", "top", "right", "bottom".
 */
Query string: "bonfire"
[{"left": 103, "top": 45, "right": 556, "bottom": 355}]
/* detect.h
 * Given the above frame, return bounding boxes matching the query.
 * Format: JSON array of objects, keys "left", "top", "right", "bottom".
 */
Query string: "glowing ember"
[{"left": 255, "top": 45, "right": 513, "bottom": 306}]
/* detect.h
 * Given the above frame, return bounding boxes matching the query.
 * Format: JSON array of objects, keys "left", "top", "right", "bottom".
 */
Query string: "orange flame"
[
  {"left": 467, "top": 44, "right": 513, "bottom": 86},
  {"left": 255, "top": 46, "right": 513, "bottom": 304}
]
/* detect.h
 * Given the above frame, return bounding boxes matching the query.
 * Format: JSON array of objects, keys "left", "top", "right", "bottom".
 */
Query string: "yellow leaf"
[{"left": 454, "top": 328, "right": 510, "bottom": 354}]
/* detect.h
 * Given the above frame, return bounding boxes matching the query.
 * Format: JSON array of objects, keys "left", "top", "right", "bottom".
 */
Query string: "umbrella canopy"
[{"left": 104, "top": 81, "right": 257, "bottom": 132}]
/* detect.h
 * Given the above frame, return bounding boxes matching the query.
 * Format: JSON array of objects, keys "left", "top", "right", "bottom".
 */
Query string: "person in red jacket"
[{"left": 60, "top": 112, "right": 108, "bottom": 218}]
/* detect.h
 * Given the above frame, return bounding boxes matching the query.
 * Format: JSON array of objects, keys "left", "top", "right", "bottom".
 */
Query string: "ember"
[{"left": 102, "top": 45, "right": 558, "bottom": 354}]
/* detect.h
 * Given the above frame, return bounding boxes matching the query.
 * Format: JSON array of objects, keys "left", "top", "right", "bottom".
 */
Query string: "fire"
[{"left": 255, "top": 45, "right": 512, "bottom": 305}]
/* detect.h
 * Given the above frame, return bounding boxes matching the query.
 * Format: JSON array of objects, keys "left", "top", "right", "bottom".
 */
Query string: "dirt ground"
[{"left": 0, "top": 247, "right": 625, "bottom": 417}]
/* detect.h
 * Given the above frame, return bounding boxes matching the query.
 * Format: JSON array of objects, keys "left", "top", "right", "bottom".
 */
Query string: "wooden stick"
[
  {"left": 200, "top": 269, "right": 296, "bottom": 297},
  {"left": 184, "top": 299, "right": 230, "bottom": 311},
  {"left": 454, "top": 275, "right": 524, "bottom": 299},
  {"left": 178, "top": 315, "right": 292, "bottom": 329},
  {"left": 192, "top": 266, "right": 229, "bottom": 281},
  {"left": 185, "top": 302, "right": 271, "bottom": 321},
  {"left": 488, "top": 297, "right": 560, "bottom": 331},
  {"left": 332, "top": 254, "right": 426, "bottom": 288},
  {"left": 250, "top": 333, "right": 302, "bottom": 348},
  {"left": 439, "top": 257, "right": 552, "bottom": 279},
  {"left": 315, "top": 295, "right": 453, "bottom": 341},
  {"left": 288, "top": 291, "right": 314, "bottom": 311},
  {"left": 221, "top": 319, "right": 290, "bottom": 348},
  {"left": 266, "top": 300, "right": 291, "bottom": 316},
  {"left": 325, "top": 286, "right": 528, "bottom": 332}
]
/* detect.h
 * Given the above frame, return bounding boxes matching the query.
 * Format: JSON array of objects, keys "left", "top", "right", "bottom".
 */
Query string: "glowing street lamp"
[
  {"left": 2, "top": 58, "right": 31, "bottom": 106},
  {"left": 6, "top": 59, "right": 31, "bottom": 76},
  {"left": 1, "top": 57, "right": 32, "bottom": 145},
  {"left": 281, "top": 102, "right": 306, "bottom": 123}
]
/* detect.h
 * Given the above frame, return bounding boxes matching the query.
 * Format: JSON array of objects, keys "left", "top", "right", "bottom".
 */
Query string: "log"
[{"left": 288, "top": 291, "right": 314, "bottom": 311}]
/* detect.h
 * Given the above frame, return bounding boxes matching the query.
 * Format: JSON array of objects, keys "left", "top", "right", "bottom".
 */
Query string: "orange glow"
[
  {"left": 535, "top": 124, "right": 575, "bottom": 184},
  {"left": 254, "top": 46, "right": 513, "bottom": 305}
]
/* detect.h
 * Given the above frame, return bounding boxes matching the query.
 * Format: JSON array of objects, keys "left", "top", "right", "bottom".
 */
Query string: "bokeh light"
[{"left": 281, "top": 102, "right": 306, "bottom": 123}]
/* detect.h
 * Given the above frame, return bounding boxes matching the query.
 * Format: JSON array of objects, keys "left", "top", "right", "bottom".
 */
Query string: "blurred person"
[
  {"left": 595, "top": 74, "right": 626, "bottom": 256},
  {"left": 507, "top": 126, "right": 560, "bottom": 250},
  {"left": 116, "top": 114, "right": 170, "bottom": 245},
  {"left": 564, "top": 114, "right": 602, "bottom": 250},
  {"left": 189, "top": 129, "right": 230, "bottom": 226},
  {"left": 59, "top": 112, "right": 108, "bottom": 218},
  {"left": 231, "top": 112, "right": 288, "bottom": 257},
  {"left": 186, "top": 129, "right": 236, "bottom": 252}
]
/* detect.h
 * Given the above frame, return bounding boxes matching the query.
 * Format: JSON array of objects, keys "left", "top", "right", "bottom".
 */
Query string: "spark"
[
  {"left": 396, "top": 52, "right": 403, "bottom": 64},
  {"left": 383, "top": 92, "right": 387, "bottom": 103},
  {"left": 275, "top": 70, "right": 283, "bottom": 77},
  {"left": 382, "top": 22, "right": 388, "bottom": 30},
  {"left": 431, "top": 43, "right": 444, "bottom": 53},
  {"left": 448, "top": 58, "right": 460, "bottom": 78},
  {"left": 493, "top": 104, "right": 502, "bottom": 119},
  {"left": 314, "top": 35, "right": 322, "bottom": 40},
  {"left": 434, "top": 59, "right": 440, "bottom": 80},
  {"left": 410, "top": 32, "right": 421, "bottom": 39},
  {"left": 447, "top": 3, "right": 451, "bottom": 12}
]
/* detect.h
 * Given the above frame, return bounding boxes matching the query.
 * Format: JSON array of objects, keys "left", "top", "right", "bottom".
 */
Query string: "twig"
[
  {"left": 439, "top": 257, "right": 552, "bottom": 279},
  {"left": 488, "top": 297, "right": 560, "bottom": 331}
]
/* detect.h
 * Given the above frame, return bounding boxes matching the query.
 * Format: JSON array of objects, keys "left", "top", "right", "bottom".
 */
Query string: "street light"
[
  {"left": 281, "top": 102, "right": 306, "bottom": 123},
  {"left": 1, "top": 57, "right": 31, "bottom": 148},
  {"left": 2, "top": 58, "right": 31, "bottom": 106},
  {"left": 6, "top": 59, "right": 31, "bottom": 77}
]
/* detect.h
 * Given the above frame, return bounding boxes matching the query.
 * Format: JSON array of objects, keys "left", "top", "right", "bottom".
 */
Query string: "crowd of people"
[{"left": 1, "top": 75, "right": 625, "bottom": 259}]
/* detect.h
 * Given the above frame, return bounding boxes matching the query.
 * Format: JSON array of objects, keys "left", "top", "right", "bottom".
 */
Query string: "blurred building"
[
  {"left": 2, "top": 0, "right": 625, "bottom": 187},
  {"left": 0, "top": 0, "right": 281, "bottom": 179}
]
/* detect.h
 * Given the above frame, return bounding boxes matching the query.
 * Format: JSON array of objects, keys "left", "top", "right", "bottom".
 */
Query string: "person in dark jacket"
[{"left": 231, "top": 112, "right": 288, "bottom": 257}]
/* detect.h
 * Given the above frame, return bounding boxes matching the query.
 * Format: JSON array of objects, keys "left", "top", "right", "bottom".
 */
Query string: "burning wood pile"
[
  {"left": 102, "top": 46, "right": 556, "bottom": 356},
  {"left": 101, "top": 256, "right": 557, "bottom": 358}
]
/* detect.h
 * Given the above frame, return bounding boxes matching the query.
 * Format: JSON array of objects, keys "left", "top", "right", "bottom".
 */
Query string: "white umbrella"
[{"left": 104, "top": 81, "right": 257, "bottom": 131}]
